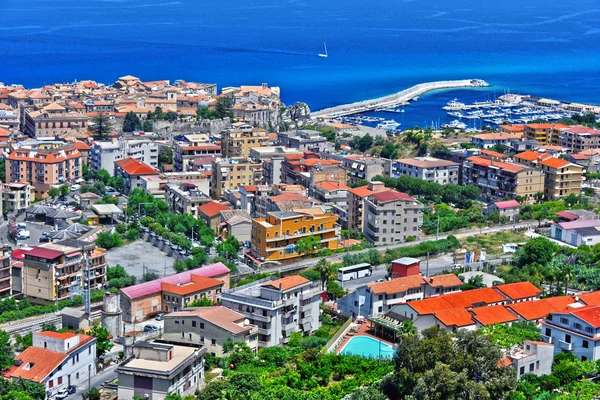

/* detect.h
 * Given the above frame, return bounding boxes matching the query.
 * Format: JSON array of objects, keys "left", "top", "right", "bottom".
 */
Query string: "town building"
[
  {"left": 558, "top": 126, "right": 600, "bottom": 153},
  {"left": 164, "top": 182, "right": 210, "bottom": 218},
  {"left": 0, "top": 245, "right": 11, "bottom": 298},
  {"left": 390, "top": 257, "right": 420, "bottom": 279},
  {"left": 22, "top": 241, "right": 106, "bottom": 303},
  {"left": 280, "top": 153, "right": 346, "bottom": 189},
  {"left": 220, "top": 210, "right": 253, "bottom": 243},
  {"left": 524, "top": 123, "right": 569, "bottom": 146},
  {"left": 90, "top": 138, "right": 162, "bottom": 173},
  {"left": 119, "top": 263, "right": 231, "bottom": 323},
  {"left": 341, "top": 156, "right": 390, "bottom": 185},
  {"left": 461, "top": 156, "right": 544, "bottom": 202},
  {"left": 23, "top": 103, "right": 89, "bottom": 139},
  {"left": 113, "top": 157, "right": 160, "bottom": 195},
  {"left": 226, "top": 84, "right": 281, "bottom": 128},
  {"left": 117, "top": 341, "right": 205, "bottom": 400},
  {"left": 541, "top": 305, "right": 600, "bottom": 361},
  {"left": 277, "top": 130, "right": 334, "bottom": 153},
  {"left": 2, "top": 182, "right": 32, "bottom": 213},
  {"left": 221, "top": 125, "right": 269, "bottom": 158},
  {"left": 337, "top": 273, "right": 463, "bottom": 318},
  {"left": 220, "top": 276, "right": 322, "bottom": 347},
  {"left": 539, "top": 157, "right": 584, "bottom": 199},
  {"left": 484, "top": 200, "right": 521, "bottom": 221},
  {"left": 470, "top": 132, "right": 523, "bottom": 149},
  {"left": 209, "top": 158, "right": 263, "bottom": 200},
  {"left": 5, "top": 145, "right": 82, "bottom": 197},
  {"left": 391, "top": 157, "right": 459, "bottom": 184},
  {"left": 4, "top": 331, "right": 96, "bottom": 397},
  {"left": 197, "top": 201, "right": 231, "bottom": 233},
  {"left": 363, "top": 190, "right": 423, "bottom": 245},
  {"left": 173, "top": 135, "right": 221, "bottom": 172},
  {"left": 550, "top": 219, "right": 600, "bottom": 246},
  {"left": 500, "top": 341, "right": 555, "bottom": 380},
  {"left": 163, "top": 307, "right": 258, "bottom": 356},
  {"left": 247, "top": 211, "right": 339, "bottom": 265},
  {"left": 347, "top": 181, "right": 391, "bottom": 232},
  {"left": 310, "top": 181, "right": 350, "bottom": 204}
]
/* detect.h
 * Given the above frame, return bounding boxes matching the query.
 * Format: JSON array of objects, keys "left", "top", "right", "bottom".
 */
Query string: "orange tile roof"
[
  {"left": 4, "top": 347, "right": 67, "bottom": 382},
  {"left": 0, "top": 128, "right": 11, "bottom": 137},
  {"left": 435, "top": 307, "right": 475, "bottom": 328},
  {"left": 161, "top": 275, "right": 223, "bottom": 295},
  {"left": 494, "top": 282, "right": 541, "bottom": 301},
  {"left": 480, "top": 149, "right": 509, "bottom": 159},
  {"left": 269, "top": 192, "right": 311, "bottom": 204},
  {"left": 560, "top": 305, "right": 600, "bottom": 328},
  {"left": 526, "top": 123, "right": 569, "bottom": 130},
  {"left": 467, "top": 156, "right": 525, "bottom": 173},
  {"left": 72, "top": 141, "right": 91, "bottom": 150},
  {"left": 498, "top": 356, "right": 513, "bottom": 367},
  {"left": 114, "top": 157, "right": 158, "bottom": 175},
  {"left": 500, "top": 124, "right": 525, "bottom": 132},
  {"left": 514, "top": 151, "right": 551, "bottom": 162},
  {"left": 426, "top": 273, "right": 464, "bottom": 288},
  {"left": 369, "top": 190, "right": 415, "bottom": 203},
  {"left": 7, "top": 148, "right": 81, "bottom": 164},
  {"left": 198, "top": 201, "right": 231, "bottom": 218},
  {"left": 577, "top": 291, "right": 600, "bottom": 306},
  {"left": 261, "top": 275, "right": 309, "bottom": 291},
  {"left": 473, "top": 132, "right": 522, "bottom": 140},
  {"left": 407, "top": 296, "right": 455, "bottom": 315},
  {"left": 442, "top": 287, "right": 507, "bottom": 309},
  {"left": 368, "top": 275, "right": 426, "bottom": 294},
  {"left": 471, "top": 305, "right": 518, "bottom": 326},
  {"left": 507, "top": 296, "right": 575, "bottom": 321},
  {"left": 37, "top": 331, "right": 77, "bottom": 340},
  {"left": 315, "top": 181, "right": 350, "bottom": 191},
  {"left": 539, "top": 157, "right": 572, "bottom": 169}
]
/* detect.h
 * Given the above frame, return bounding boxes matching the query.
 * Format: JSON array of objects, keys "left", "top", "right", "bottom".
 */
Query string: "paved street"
[{"left": 74, "top": 363, "right": 119, "bottom": 396}]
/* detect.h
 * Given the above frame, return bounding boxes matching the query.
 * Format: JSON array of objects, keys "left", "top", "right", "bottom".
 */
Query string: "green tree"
[
  {"left": 98, "top": 195, "right": 119, "bottom": 205},
  {"left": 0, "top": 159, "right": 5, "bottom": 183},
  {"left": 14, "top": 332, "right": 33, "bottom": 351},
  {"left": 82, "top": 388, "right": 101, "bottom": 400},
  {"left": 142, "top": 120, "right": 153, "bottom": 132},
  {"left": 229, "top": 342, "right": 255, "bottom": 366},
  {"left": 314, "top": 258, "right": 336, "bottom": 290},
  {"left": 0, "top": 329, "right": 14, "bottom": 371},
  {"left": 59, "top": 184, "right": 70, "bottom": 198},
  {"left": 196, "top": 107, "right": 217, "bottom": 120},
  {"left": 96, "top": 169, "right": 111, "bottom": 184},
  {"left": 216, "top": 236, "right": 241, "bottom": 261},
  {"left": 87, "top": 112, "right": 114, "bottom": 140},
  {"left": 158, "top": 147, "right": 173, "bottom": 166},
  {"left": 516, "top": 237, "right": 558, "bottom": 267},
  {"left": 89, "top": 325, "right": 113, "bottom": 358},
  {"left": 214, "top": 96, "right": 234, "bottom": 119},
  {"left": 294, "top": 235, "right": 322, "bottom": 256},
  {"left": 325, "top": 280, "right": 345, "bottom": 300},
  {"left": 48, "top": 187, "right": 60, "bottom": 199},
  {"left": 350, "top": 134, "right": 374, "bottom": 152},
  {"left": 379, "top": 142, "right": 398, "bottom": 159},
  {"left": 123, "top": 111, "right": 142, "bottom": 132},
  {"left": 96, "top": 232, "right": 123, "bottom": 249},
  {"left": 143, "top": 272, "right": 159, "bottom": 282}
]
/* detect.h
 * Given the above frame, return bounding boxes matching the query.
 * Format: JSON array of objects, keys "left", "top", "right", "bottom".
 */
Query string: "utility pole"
[{"left": 436, "top": 214, "right": 440, "bottom": 240}]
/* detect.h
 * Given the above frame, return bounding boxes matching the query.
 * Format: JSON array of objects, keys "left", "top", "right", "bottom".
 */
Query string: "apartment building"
[
  {"left": 341, "top": 156, "right": 390, "bottom": 185},
  {"left": 2, "top": 182, "right": 32, "bottom": 213},
  {"left": 117, "top": 341, "right": 205, "bottom": 400},
  {"left": 4, "top": 332, "right": 96, "bottom": 397},
  {"left": 310, "top": 181, "right": 350, "bottom": 204},
  {"left": 248, "top": 211, "right": 339, "bottom": 265},
  {"left": 220, "top": 275, "right": 322, "bottom": 347},
  {"left": 470, "top": 132, "right": 523, "bottom": 149},
  {"left": 501, "top": 341, "right": 554, "bottom": 380},
  {"left": 0, "top": 246, "right": 10, "bottom": 298},
  {"left": 558, "top": 126, "right": 600, "bottom": 153},
  {"left": 277, "top": 130, "right": 334, "bottom": 153},
  {"left": 221, "top": 125, "right": 269, "bottom": 158},
  {"left": 197, "top": 201, "right": 231, "bottom": 233},
  {"left": 363, "top": 190, "right": 424, "bottom": 246},
  {"left": 391, "top": 157, "right": 459, "bottom": 183},
  {"left": 174, "top": 137, "right": 221, "bottom": 172},
  {"left": 539, "top": 157, "right": 584, "bottom": 199},
  {"left": 164, "top": 183, "right": 211, "bottom": 218},
  {"left": 114, "top": 157, "right": 160, "bottom": 195},
  {"left": 541, "top": 305, "right": 600, "bottom": 361},
  {"left": 5, "top": 145, "right": 82, "bottom": 197},
  {"left": 461, "top": 156, "right": 544, "bottom": 202},
  {"left": 22, "top": 241, "right": 106, "bottom": 303},
  {"left": 91, "top": 138, "right": 160, "bottom": 173},
  {"left": 347, "top": 181, "right": 390, "bottom": 231},
  {"left": 524, "top": 123, "right": 569, "bottom": 146},
  {"left": 23, "top": 103, "right": 89, "bottom": 139},
  {"left": 337, "top": 273, "right": 463, "bottom": 318},
  {"left": 209, "top": 158, "right": 263, "bottom": 200},
  {"left": 163, "top": 307, "right": 258, "bottom": 356},
  {"left": 280, "top": 153, "right": 346, "bottom": 188}
]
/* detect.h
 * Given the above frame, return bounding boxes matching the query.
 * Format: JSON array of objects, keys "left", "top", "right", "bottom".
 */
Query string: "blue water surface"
[
  {"left": 1, "top": 0, "right": 599, "bottom": 114},
  {"left": 340, "top": 336, "right": 395, "bottom": 358}
]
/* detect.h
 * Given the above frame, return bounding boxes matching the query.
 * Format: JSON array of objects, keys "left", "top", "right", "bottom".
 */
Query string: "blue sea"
[{"left": 2, "top": 0, "right": 600, "bottom": 127}]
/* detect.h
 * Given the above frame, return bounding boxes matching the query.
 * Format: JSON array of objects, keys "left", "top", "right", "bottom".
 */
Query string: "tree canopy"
[{"left": 87, "top": 112, "right": 114, "bottom": 140}]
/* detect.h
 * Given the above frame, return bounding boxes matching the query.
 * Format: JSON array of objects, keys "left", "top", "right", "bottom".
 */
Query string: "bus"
[{"left": 337, "top": 263, "right": 372, "bottom": 282}]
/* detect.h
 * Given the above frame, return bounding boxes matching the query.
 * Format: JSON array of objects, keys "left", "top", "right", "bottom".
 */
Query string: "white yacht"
[{"left": 443, "top": 99, "right": 466, "bottom": 111}]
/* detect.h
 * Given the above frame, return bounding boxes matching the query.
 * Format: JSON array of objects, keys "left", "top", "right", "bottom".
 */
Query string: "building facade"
[
  {"left": 539, "top": 158, "right": 584, "bottom": 199},
  {"left": 363, "top": 191, "right": 423, "bottom": 245},
  {"left": 114, "top": 157, "right": 160, "bottom": 195},
  {"left": 221, "top": 126, "right": 269, "bottom": 158},
  {"left": 209, "top": 158, "right": 263, "bottom": 200},
  {"left": 391, "top": 157, "right": 459, "bottom": 184}
]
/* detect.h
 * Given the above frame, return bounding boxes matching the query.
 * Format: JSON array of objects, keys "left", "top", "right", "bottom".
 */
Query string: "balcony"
[
  {"left": 257, "top": 327, "right": 270, "bottom": 335},
  {"left": 558, "top": 340, "right": 572, "bottom": 351},
  {"left": 241, "top": 311, "right": 271, "bottom": 322},
  {"left": 266, "top": 227, "right": 337, "bottom": 242},
  {"left": 258, "top": 340, "right": 269, "bottom": 347}
]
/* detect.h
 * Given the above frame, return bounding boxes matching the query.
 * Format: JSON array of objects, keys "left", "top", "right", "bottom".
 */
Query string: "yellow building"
[
  {"left": 221, "top": 123, "right": 269, "bottom": 158},
  {"left": 250, "top": 211, "right": 339, "bottom": 264},
  {"left": 539, "top": 157, "right": 584, "bottom": 199},
  {"left": 209, "top": 158, "right": 263, "bottom": 200},
  {"left": 524, "top": 123, "right": 569, "bottom": 146}
]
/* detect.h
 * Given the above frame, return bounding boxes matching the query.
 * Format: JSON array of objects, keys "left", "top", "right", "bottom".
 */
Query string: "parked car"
[
  {"left": 16, "top": 223, "right": 27, "bottom": 231},
  {"left": 143, "top": 324, "right": 159, "bottom": 332},
  {"left": 155, "top": 313, "right": 164, "bottom": 321},
  {"left": 70, "top": 184, "right": 80, "bottom": 191},
  {"left": 16, "top": 231, "right": 30, "bottom": 240},
  {"left": 67, "top": 385, "right": 76, "bottom": 395},
  {"left": 39, "top": 236, "right": 50, "bottom": 243},
  {"left": 55, "top": 389, "right": 69, "bottom": 400}
]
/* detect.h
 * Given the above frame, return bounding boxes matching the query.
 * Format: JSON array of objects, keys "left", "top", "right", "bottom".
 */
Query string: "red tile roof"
[
  {"left": 494, "top": 282, "right": 541, "bottom": 301},
  {"left": 435, "top": 308, "right": 475, "bottom": 328},
  {"left": 37, "top": 331, "right": 77, "bottom": 340},
  {"left": 442, "top": 287, "right": 507, "bottom": 309},
  {"left": 494, "top": 200, "right": 521, "bottom": 209},
  {"left": 471, "top": 305, "right": 518, "bottom": 326},
  {"left": 526, "top": 123, "right": 569, "bottom": 130},
  {"left": 368, "top": 275, "right": 426, "bottom": 294},
  {"left": 555, "top": 211, "right": 579, "bottom": 221},
  {"left": 114, "top": 157, "right": 158, "bottom": 176},
  {"left": 467, "top": 156, "right": 525, "bottom": 173},
  {"left": 198, "top": 201, "right": 231, "bottom": 218},
  {"left": 72, "top": 141, "right": 91, "bottom": 151},
  {"left": 507, "top": 296, "right": 575, "bottom": 321},
  {"left": 425, "top": 273, "right": 464, "bottom": 288},
  {"left": 4, "top": 347, "right": 67, "bottom": 382},
  {"left": 539, "top": 157, "right": 572, "bottom": 169},
  {"left": 577, "top": 291, "right": 600, "bottom": 306},
  {"left": 315, "top": 181, "right": 350, "bottom": 191},
  {"left": 514, "top": 151, "right": 551, "bottom": 163},
  {"left": 369, "top": 190, "right": 415, "bottom": 203},
  {"left": 161, "top": 275, "right": 224, "bottom": 295},
  {"left": 24, "top": 247, "right": 63, "bottom": 260},
  {"left": 564, "top": 305, "right": 600, "bottom": 328},
  {"left": 480, "top": 149, "right": 509, "bottom": 159},
  {"left": 262, "top": 275, "right": 309, "bottom": 291}
]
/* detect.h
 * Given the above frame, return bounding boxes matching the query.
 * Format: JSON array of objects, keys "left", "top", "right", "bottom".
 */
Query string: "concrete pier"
[{"left": 311, "top": 79, "right": 489, "bottom": 119}]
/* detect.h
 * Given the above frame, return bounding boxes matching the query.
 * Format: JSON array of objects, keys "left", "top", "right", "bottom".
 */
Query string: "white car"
[
  {"left": 16, "top": 231, "right": 30, "bottom": 240},
  {"left": 70, "top": 184, "right": 80, "bottom": 191},
  {"left": 55, "top": 389, "right": 69, "bottom": 400}
]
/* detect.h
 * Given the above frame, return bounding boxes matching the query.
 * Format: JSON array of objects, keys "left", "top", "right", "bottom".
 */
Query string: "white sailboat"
[{"left": 318, "top": 42, "right": 328, "bottom": 58}]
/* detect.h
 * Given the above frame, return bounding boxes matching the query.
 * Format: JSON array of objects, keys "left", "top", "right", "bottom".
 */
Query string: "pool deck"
[{"left": 335, "top": 323, "right": 395, "bottom": 354}]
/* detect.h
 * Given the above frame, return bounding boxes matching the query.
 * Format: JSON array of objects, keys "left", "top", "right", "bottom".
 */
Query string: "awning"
[{"left": 66, "top": 252, "right": 80, "bottom": 258}]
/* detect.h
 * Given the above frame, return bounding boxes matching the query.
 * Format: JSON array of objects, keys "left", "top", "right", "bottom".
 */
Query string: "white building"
[
  {"left": 391, "top": 157, "right": 460, "bottom": 184},
  {"left": 117, "top": 341, "right": 205, "bottom": 400},
  {"left": 91, "top": 138, "right": 160, "bottom": 173},
  {"left": 5, "top": 331, "right": 96, "bottom": 397}
]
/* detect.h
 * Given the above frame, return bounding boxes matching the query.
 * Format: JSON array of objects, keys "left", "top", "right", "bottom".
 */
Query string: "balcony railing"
[
  {"left": 266, "top": 227, "right": 337, "bottom": 242},
  {"left": 558, "top": 340, "right": 572, "bottom": 351}
]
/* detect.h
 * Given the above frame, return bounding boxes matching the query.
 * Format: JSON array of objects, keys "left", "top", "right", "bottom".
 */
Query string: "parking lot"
[
  {"left": 105, "top": 240, "right": 176, "bottom": 279},
  {"left": 1, "top": 220, "right": 50, "bottom": 249}
]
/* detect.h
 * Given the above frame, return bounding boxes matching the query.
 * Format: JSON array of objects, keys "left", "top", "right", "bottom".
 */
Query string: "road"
[
  {"left": 260, "top": 221, "right": 535, "bottom": 275},
  {"left": 74, "top": 363, "right": 119, "bottom": 395}
]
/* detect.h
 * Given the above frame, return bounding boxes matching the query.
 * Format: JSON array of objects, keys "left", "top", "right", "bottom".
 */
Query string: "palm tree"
[
  {"left": 314, "top": 258, "right": 336, "bottom": 291},
  {"left": 397, "top": 320, "right": 417, "bottom": 337}
]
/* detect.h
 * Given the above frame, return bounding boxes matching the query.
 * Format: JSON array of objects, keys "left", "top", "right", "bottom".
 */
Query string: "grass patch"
[{"left": 462, "top": 231, "right": 528, "bottom": 255}]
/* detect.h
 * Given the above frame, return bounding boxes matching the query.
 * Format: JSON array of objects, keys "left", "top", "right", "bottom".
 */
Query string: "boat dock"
[{"left": 311, "top": 79, "right": 490, "bottom": 119}]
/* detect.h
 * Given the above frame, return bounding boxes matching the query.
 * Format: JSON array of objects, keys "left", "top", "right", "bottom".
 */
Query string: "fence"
[{"left": 321, "top": 317, "right": 353, "bottom": 354}]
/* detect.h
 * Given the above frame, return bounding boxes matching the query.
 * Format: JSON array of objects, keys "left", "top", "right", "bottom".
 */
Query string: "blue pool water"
[{"left": 340, "top": 336, "right": 395, "bottom": 359}]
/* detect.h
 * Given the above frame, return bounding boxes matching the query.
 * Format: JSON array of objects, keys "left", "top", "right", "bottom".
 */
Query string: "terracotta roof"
[
  {"left": 494, "top": 200, "right": 521, "bottom": 209},
  {"left": 500, "top": 124, "right": 525, "bottom": 132},
  {"left": 198, "top": 201, "right": 231, "bottom": 218},
  {"left": 369, "top": 190, "right": 415, "bottom": 203},
  {"left": 498, "top": 356, "right": 513, "bottom": 367},
  {"left": 471, "top": 305, "right": 518, "bottom": 326},
  {"left": 555, "top": 211, "right": 579, "bottom": 221},
  {"left": 539, "top": 157, "right": 572, "bottom": 169},
  {"left": 480, "top": 149, "right": 509, "bottom": 159},
  {"left": 514, "top": 151, "right": 551, "bottom": 163},
  {"left": 563, "top": 305, "right": 600, "bottom": 328},
  {"left": 368, "top": 275, "right": 425, "bottom": 294},
  {"left": 408, "top": 296, "right": 455, "bottom": 315},
  {"left": 507, "top": 296, "right": 575, "bottom": 321},
  {"left": 72, "top": 141, "right": 91, "bottom": 150},
  {"left": 24, "top": 247, "right": 63, "bottom": 260},
  {"left": 4, "top": 347, "right": 67, "bottom": 383},
  {"left": 114, "top": 157, "right": 158, "bottom": 175},
  {"left": 269, "top": 192, "right": 311, "bottom": 204},
  {"left": 472, "top": 132, "right": 521, "bottom": 141},
  {"left": 466, "top": 156, "right": 525, "bottom": 174},
  {"left": 37, "top": 331, "right": 77, "bottom": 340},
  {"left": 348, "top": 185, "right": 387, "bottom": 198},
  {"left": 435, "top": 308, "right": 475, "bottom": 328},
  {"left": 494, "top": 282, "right": 541, "bottom": 301},
  {"left": 315, "top": 181, "right": 350, "bottom": 191},
  {"left": 526, "top": 123, "right": 569, "bottom": 130},
  {"left": 577, "top": 291, "right": 600, "bottom": 306},
  {"left": 261, "top": 275, "right": 309, "bottom": 291},
  {"left": 167, "top": 307, "right": 252, "bottom": 334},
  {"left": 425, "top": 273, "right": 463, "bottom": 288},
  {"left": 161, "top": 275, "right": 223, "bottom": 295},
  {"left": 8, "top": 148, "right": 81, "bottom": 164},
  {"left": 120, "top": 263, "right": 230, "bottom": 299}
]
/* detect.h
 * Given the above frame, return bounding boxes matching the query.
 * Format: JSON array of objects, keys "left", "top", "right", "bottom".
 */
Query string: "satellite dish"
[{"left": 244, "top": 319, "right": 250, "bottom": 326}]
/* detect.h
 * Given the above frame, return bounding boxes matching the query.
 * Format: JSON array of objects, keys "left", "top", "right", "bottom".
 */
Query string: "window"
[
  {"left": 88, "top": 347, "right": 91, "bottom": 354},
  {"left": 44, "top": 342, "right": 47, "bottom": 349},
  {"left": 211, "top": 339, "right": 216, "bottom": 345},
  {"left": 545, "top": 328, "right": 551, "bottom": 337},
  {"left": 76, "top": 373, "right": 79, "bottom": 380},
  {"left": 200, "top": 323, "right": 204, "bottom": 329},
  {"left": 529, "top": 363, "right": 534, "bottom": 372},
  {"left": 49, "top": 380, "right": 54, "bottom": 388},
  {"left": 189, "top": 334, "right": 192, "bottom": 340},
  {"left": 565, "top": 334, "right": 571, "bottom": 344},
  {"left": 536, "top": 361, "right": 539, "bottom": 369},
  {"left": 58, "top": 377, "right": 62, "bottom": 385},
  {"left": 181, "top": 332, "right": 185, "bottom": 338},
  {"left": 519, "top": 367, "right": 524, "bottom": 375},
  {"left": 192, "top": 321, "right": 197, "bottom": 328},
  {"left": 574, "top": 322, "right": 582, "bottom": 330},
  {"left": 582, "top": 356, "right": 588, "bottom": 362},
  {"left": 583, "top": 340, "right": 589, "bottom": 348},
  {"left": 560, "top": 317, "right": 569, "bottom": 324}
]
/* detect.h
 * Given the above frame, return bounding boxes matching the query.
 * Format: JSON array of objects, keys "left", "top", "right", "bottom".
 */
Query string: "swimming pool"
[{"left": 339, "top": 336, "right": 395, "bottom": 359}]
